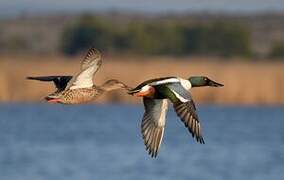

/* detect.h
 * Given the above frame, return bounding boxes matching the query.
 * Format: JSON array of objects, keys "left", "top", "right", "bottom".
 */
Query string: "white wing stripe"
[
  {"left": 157, "top": 100, "right": 168, "bottom": 126},
  {"left": 171, "top": 89, "right": 189, "bottom": 103},
  {"left": 151, "top": 78, "right": 180, "bottom": 85}
]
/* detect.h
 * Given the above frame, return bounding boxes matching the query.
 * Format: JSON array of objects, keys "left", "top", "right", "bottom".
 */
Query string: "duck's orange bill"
[{"left": 47, "top": 98, "right": 61, "bottom": 103}]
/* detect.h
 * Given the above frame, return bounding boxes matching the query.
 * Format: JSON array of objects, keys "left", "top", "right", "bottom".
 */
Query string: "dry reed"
[{"left": 0, "top": 55, "right": 283, "bottom": 105}]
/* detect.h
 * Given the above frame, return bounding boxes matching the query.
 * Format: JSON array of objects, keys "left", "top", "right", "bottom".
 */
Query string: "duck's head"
[
  {"left": 101, "top": 79, "right": 131, "bottom": 91},
  {"left": 188, "top": 76, "right": 224, "bottom": 88}
]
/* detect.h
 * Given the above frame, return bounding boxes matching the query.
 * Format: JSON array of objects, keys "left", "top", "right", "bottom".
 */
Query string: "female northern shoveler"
[
  {"left": 128, "top": 76, "right": 223, "bottom": 158},
  {"left": 27, "top": 48, "right": 129, "bottom": 104}
]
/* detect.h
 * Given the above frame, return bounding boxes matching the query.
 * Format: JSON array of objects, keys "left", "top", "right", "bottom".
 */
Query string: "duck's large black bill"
[
  {"left": 208, "top": 80, "right": 224, "bottom": 87},
  {"left": 124, "top": 85, "right": 133, "bottom": 91},
  {"left": 128, "top": 89, "right": 140, "bottom": 95}
]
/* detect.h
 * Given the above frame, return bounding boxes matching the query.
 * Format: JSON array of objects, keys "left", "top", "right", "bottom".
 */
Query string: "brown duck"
[{"left": 27, "top": 48, "right": 129, "bottom": 104}]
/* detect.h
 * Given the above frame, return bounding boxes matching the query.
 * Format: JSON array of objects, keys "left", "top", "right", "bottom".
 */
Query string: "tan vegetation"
[{"left": 0, "top": 55, "right": 284, "bottom": 105}]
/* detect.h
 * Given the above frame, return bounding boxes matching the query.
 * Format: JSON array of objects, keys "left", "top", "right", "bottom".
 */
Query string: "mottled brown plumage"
[
  {"left": 46, "top": 79, "right": 128, "bottom": 104},
  {"left": 27, "top": 48, "right": 129, "bottom": 104}
]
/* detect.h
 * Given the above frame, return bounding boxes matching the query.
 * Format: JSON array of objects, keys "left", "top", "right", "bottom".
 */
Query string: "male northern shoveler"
[
  {"left": 128, "top": 76, "right": 223, "bottom": 158},
  {"left": 27, "top": 48, "right": 129, "bottom": 104}
]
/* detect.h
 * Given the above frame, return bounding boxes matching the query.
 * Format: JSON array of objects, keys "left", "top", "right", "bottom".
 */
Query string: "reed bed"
[{"left": 0, "top": 55, "right": 283, "bottom": 105}]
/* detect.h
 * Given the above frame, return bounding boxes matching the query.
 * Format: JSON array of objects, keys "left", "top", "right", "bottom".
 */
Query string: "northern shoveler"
[
  {"left": 27, "top": 48, "right": 129, "bottom": 104},
  {"left": 128, "top": 76, "right": 223, "bottom": 157}
]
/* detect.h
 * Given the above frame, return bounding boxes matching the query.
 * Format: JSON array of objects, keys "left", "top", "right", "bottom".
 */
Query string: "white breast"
[
  {"left": 140, "top": 85, "right": 152, "bottom": 92},
  {"left": 178, "top": 78, "right": 192, "bottom": 90}
]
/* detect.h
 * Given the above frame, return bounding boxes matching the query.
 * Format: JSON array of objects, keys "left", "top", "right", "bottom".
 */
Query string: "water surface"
[{"left": 0, "top": 104, "right": 283, "bottom": 180}]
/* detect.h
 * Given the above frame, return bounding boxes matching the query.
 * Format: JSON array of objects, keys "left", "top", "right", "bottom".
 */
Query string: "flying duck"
[
  {"left": 27, "top": 48, "right": 129, "bottom": 104},
  {"left": 128, "top": 76, "right": 223, "bottom": 157}
]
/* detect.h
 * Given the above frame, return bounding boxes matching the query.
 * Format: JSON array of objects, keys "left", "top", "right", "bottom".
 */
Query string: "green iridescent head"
[{"left": 188, "top": 76, "right": 224, "bottom": 88}]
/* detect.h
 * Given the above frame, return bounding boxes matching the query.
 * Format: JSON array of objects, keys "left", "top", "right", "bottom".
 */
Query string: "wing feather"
[
  {"left": 158, "top": 83, "right": 205, "bottom": 144},
  {"left": 173, "top": 96, "right": 205, "bottom": 144},
  {"left": 141, "top": 98, "right": 168, "bottom": 158},
  {"left": 27, "top": 75, "right": 72, "bottom": 91},
  {"left": 67, "top": 48, "right": 102, "bottom": 90},
  {"left": 81, "top": 48, "right": 102, "bottom": 71}
]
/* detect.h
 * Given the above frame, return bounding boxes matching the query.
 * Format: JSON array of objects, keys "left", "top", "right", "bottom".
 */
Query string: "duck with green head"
[{"left": 128, "top": 76, "right": 223, "bottom": 158}]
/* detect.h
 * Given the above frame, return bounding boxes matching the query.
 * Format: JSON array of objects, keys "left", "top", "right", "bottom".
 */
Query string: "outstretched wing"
[
  {"left": 67, "top": 48, "right": 102, "bottom": 90},
  {"left": 157, "top": 83, "right": 205, "bottom": 144},
  {"left": 141, "top": 98, "right": 168, "bottom": 158},
  {"left": 27, "top": 76, "right": 72, "bottom": 91}
]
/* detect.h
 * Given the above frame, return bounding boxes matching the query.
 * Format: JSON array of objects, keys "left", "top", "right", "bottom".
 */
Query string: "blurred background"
[{"left": 0, "top": 0, "right": 283, "bottom": 180}]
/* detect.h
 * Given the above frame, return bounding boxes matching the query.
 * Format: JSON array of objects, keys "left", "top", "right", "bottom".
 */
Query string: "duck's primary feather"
[
  {"left": 142, "top": 98, "right": 168, "bottom": 158},
  {"left": 174, "top": 101, "right": 204, "bottom": 144}
]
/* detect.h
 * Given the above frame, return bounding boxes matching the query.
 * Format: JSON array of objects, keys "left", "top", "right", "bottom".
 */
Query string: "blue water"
[{"left": 0, "top": 103, "right": 283, "bottom": 180}]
